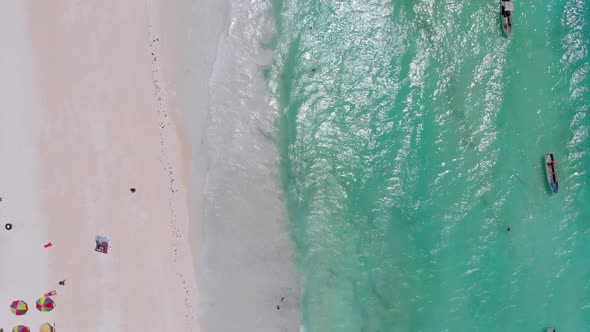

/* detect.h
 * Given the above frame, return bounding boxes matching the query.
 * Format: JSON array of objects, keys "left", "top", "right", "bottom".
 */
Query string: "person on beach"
[{"left": 58, "top": 279, "right": 66, "bottom": 286}]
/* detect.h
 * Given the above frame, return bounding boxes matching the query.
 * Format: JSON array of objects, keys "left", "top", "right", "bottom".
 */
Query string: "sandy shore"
[
  {"left": 0, "top": 0, "right": 301, "bottom": 330},
  {"left": 161, "top": 0, "right": 303, "bottom": 331},
  {"left": 0, "top": 0, "right": 198, "bottom": 331}
]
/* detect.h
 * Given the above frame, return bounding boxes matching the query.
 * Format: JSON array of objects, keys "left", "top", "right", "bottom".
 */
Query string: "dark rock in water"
[{"left": 130, "top": 188, "right": 136, "bottom": 193}]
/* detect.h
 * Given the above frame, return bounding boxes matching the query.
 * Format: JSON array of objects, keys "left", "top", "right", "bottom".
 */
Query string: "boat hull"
[
  {"left": 545, "top": 153, "right": 559, "bottom": 193},
  {"left": 501, "top": 0, "right": 513, "bottom": 35},
  {"left": 502, "top": 16, "right": 512, "bottom": 35}
]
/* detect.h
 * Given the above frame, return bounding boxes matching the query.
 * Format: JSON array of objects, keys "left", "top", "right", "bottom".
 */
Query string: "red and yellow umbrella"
[
  {"left": 10, "top": 300, "right": 28, "bottom": 315},
  {"left": 12, "top": 325, "right": 30, "bottom": 332},
  {"left": 36, "top": 296, "right": 55, "bottom": 312}
]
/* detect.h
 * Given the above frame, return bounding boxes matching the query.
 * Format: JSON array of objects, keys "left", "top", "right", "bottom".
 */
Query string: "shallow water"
[
  {"left": 271, "top": 0, "right": 590, "bottom": 330},
  {"left": 179, "top": 0, "right": 301, "bottom": 330}
]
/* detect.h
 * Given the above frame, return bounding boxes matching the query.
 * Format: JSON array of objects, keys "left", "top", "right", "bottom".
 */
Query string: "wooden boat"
[
  {"left": 501, "top": 0, "right": 513, "bottom": 35},
  {"left": 545, "top": 153, "right": 558, "bottom": 193}
]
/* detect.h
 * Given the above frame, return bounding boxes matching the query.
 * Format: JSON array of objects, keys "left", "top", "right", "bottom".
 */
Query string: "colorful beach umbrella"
[
  {"left": 36, "top": 296, "right": 55, "bottom": 312},
  {"left": 13, "top": 325, "right": 30, "bottom": 332},
  {"left": 10, "top": 300, "right": 28, "bottom": 315}
]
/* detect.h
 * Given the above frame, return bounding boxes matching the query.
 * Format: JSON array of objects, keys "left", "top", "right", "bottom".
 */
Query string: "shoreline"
[
  {"left": 156, "top": 0, "right": 230, "bottom": 297},
  {"left": 0, "top": 0, "right": 300, "bottom": 330},
  {"left": 167, "top": 0, "right": 302, "bottom": 330}
]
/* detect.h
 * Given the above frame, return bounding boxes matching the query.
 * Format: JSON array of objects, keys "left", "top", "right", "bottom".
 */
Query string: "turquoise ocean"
[{"left": 270, "top": 0, "right": 590, "bottom": 330}]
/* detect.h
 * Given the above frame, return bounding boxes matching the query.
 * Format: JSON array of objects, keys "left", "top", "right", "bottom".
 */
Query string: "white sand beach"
[
  {"left": 1, "top": 0, "right": 197, "bottom": 330},
  {"left": 0, "top": 0, "right": 300, "bottom": 331}
]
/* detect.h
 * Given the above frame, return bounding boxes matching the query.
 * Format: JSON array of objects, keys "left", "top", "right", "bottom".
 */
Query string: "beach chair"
[{"left": 94, "top": 235, "right": 109, "bottom": 254}]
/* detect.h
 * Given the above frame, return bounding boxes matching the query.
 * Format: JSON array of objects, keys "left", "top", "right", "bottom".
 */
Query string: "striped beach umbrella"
[
  {"left": 36, "top": 296, "right": 55, "bottom": 312},
  {"left": 12, "top": 325, "right": 30, "bottom": 332},
  {"left": 10, "top": 300, "right": 28, "bottom": 315}
]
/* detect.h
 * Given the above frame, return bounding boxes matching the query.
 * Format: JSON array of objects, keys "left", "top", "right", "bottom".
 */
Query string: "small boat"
[
  {"left": 501, "top": 0, "right": 514, "bottom": 35},
  {"left": 546, "top": 328, "right": 556, "bottom": 332},
  {"left": 545, "top": 153, "right": 558, "bottom": 193}
]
